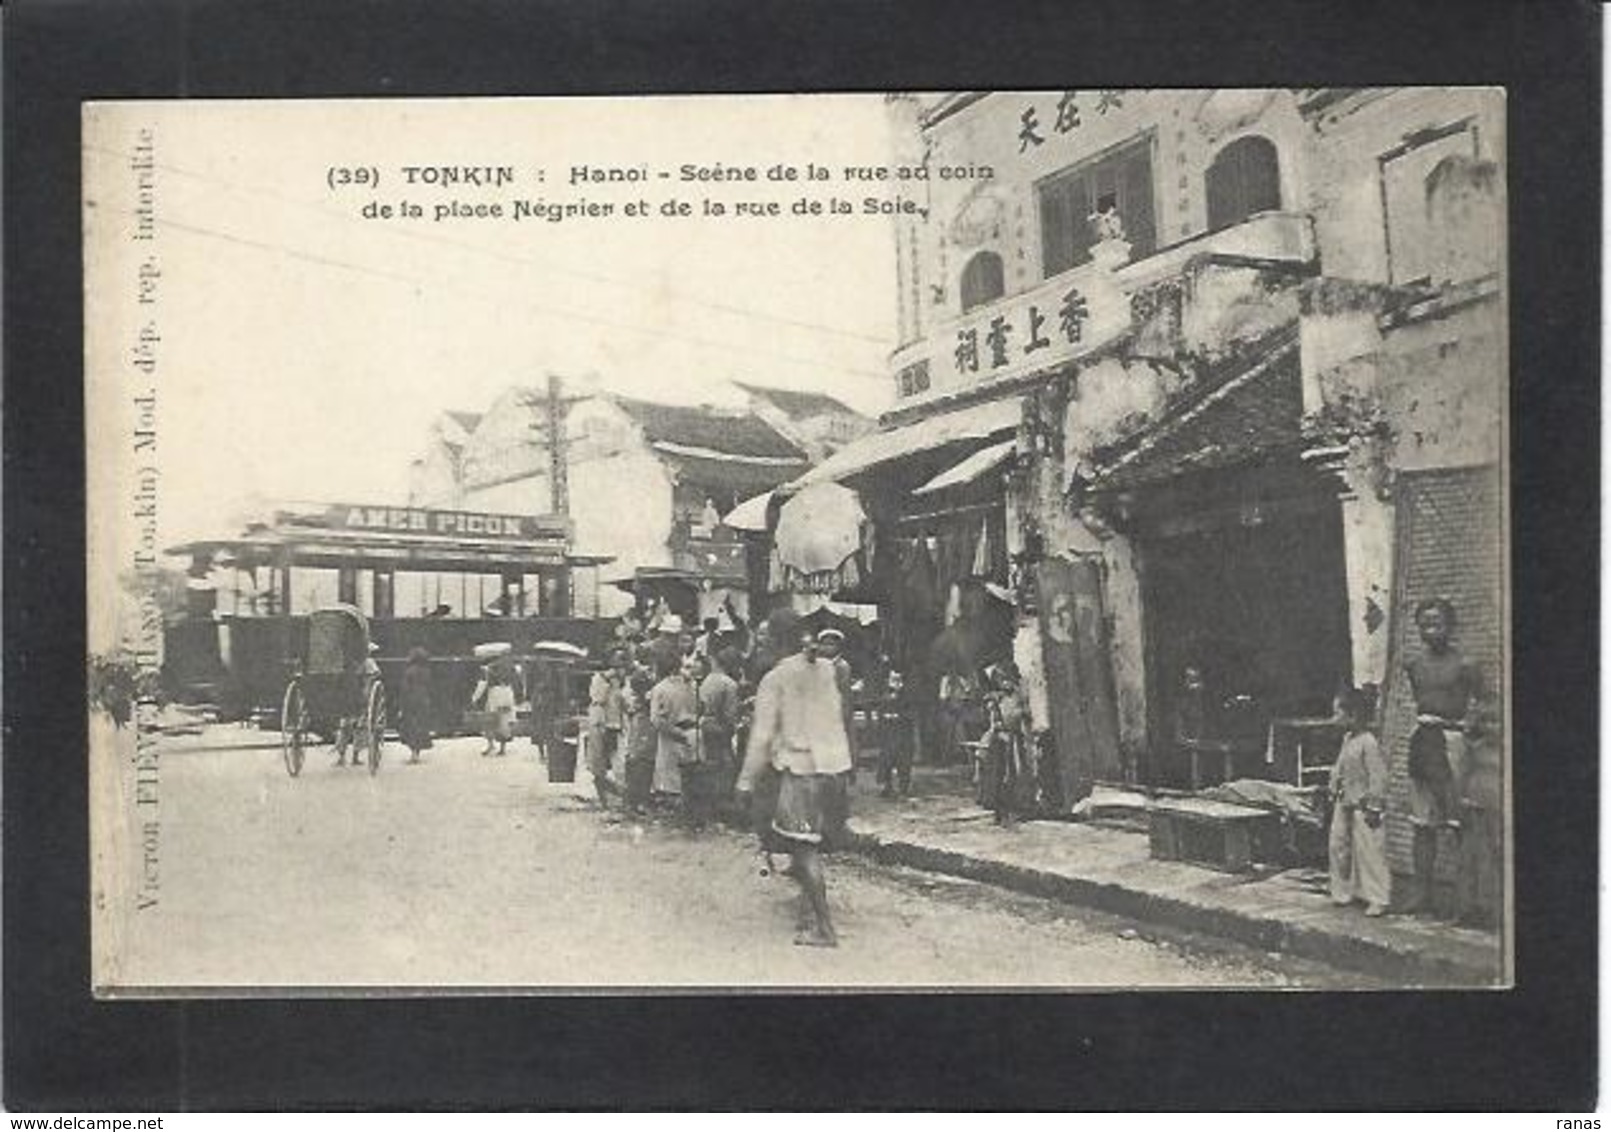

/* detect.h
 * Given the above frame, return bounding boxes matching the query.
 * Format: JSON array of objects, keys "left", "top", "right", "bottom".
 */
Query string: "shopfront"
[{"left": 1083, "top": 343, "right": 1352, "bottom": 788}]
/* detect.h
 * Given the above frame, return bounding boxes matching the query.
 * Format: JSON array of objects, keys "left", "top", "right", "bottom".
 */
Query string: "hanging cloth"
[{"left": 970, "top": 514, "right": 994, "bottom": 578}]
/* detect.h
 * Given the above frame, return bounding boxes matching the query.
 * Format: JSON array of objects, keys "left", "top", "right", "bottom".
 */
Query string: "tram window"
[
  {"left": 394, "top": 571, "right": 427, "bottom": 617},
  {"left": 290, "top": 567, "right": 340, "bottom": 614},
  {"left": 372, "top": 571, "right": 395, "bottom": 620},
  {"left": 498, "top": 576, "right": 526, "bottom": 617},
  {"left": 539, "top": 572, "right": 567, "bottom": 617},
  {"left": 430, "top": 573, "right": 462, "bottom": 618}
]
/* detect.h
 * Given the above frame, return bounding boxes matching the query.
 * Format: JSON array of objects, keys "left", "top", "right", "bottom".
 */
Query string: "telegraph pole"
[
  {"left": 525, "top": 373, "right": 577, "bottom": 518},
  {"left": 528, "top": 374, "right": 582, "bottom": 616},
  {"left": 545, "top": 374, "right": 570, "bottom": 517}
]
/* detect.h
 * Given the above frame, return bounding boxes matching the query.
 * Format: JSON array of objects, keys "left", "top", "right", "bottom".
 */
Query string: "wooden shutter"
[
  {"left": 961, "top": 251, "right": 1005, "bottom": 312},
  {"left": 1244, "top": 138, "right": 1282, "bottom": 216},
  {"left": 1207, "top": 136, "right": 1281, "bottom": 232},
  {"left": 1040, "top": 178, "right": 1075, "bottom": 276},
  {"left": 1064, "top": 174, "right": 1094, "bottom": 269},
  {"left": 1119, "top": 144, "right": 1156, "bottom": 257}
]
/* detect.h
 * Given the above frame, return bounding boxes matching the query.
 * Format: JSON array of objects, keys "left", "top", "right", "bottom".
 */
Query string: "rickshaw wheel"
[
  {"left": 281, "top": 682, "right": 307, "bottom": 778},
  {"left": 363, "top": 680, "right": 387, "bottom": 776}
]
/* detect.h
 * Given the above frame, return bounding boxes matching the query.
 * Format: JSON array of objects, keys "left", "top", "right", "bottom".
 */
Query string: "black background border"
[{"left": 4, "top": 0, "right": 1599, "bottom": 1111}]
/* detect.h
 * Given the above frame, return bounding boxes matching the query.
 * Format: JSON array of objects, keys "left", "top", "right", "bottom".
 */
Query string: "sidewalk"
[{"left": 843, "top": 767, "right": 1505, "bottom": 987}]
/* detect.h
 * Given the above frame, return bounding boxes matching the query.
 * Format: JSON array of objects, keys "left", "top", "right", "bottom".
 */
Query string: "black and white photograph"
[{"left": 84, "top": 88, "right": 1510, "bottom": 995}]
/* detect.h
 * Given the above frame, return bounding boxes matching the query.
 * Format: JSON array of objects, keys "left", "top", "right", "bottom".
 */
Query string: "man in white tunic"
[{"left": 737, "top": 620, "right": 853, "bottom": 947}]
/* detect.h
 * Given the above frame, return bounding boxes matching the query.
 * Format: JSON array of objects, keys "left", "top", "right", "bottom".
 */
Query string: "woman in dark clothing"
[
  {"left": 979, "top": 662, "right": 1035, "bottom": 824},
  {"left": 399, "top": 647, "right": 434, "bottom": 765},
  {"left": 622, "top": 646, "right": 659, "bottom": 815}
]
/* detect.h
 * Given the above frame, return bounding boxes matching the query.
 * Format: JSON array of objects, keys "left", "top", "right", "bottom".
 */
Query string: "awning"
[
  {"left": 912, "top": 438, "right": 1017, "bottom": 496},
  {"left": 606, "top": 566, "right": 703, "bottom": 594},
  {"left": 788, "top": 397, "right": 1021, "bottom": 488},
  {"left": 722, "top": 491, "right": 773, "bottom": 532}
]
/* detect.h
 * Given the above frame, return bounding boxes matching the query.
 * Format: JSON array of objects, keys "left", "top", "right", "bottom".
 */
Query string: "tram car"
[{"left": 159, "top": 501, "right": 615, "bottom": 747}]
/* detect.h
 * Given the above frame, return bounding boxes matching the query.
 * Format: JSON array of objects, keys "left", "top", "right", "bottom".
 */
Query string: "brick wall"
[{"left": 1381, "top": 464, "right": 1504, "bottom": 876}]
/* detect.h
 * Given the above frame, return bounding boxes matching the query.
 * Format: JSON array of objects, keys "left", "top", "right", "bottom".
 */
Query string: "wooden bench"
[{"left": 1147, "top": 797, "right": 1281, "bottom": 873}]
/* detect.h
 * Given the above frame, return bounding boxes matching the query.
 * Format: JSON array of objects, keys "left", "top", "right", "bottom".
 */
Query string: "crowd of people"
[
  {"left": 391, "top": 590, "right": 1500, "bottom": 942},
  {"left": 580, "top": 604, "right": 870, "bottom": 947}
]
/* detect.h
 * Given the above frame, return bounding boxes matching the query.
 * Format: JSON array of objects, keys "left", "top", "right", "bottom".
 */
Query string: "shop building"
[
  {"left": 742, "top": 89, "right": 1504, "bottom": 824},
  {"left": 409, "top": 382, "right": 866, "bottom": 620}
]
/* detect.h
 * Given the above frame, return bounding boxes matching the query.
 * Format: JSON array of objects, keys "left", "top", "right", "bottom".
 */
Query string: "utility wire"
[
  {"left": 151, "top": 215, "right": 890, "bottom": 379},
  {"left": 84, "top": 142, "right": 891, "bottom": 348}
]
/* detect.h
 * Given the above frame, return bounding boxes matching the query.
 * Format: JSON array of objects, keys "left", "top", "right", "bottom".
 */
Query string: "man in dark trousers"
[{"left": 699, "top": 646, "right": 744, "bottom": 820}]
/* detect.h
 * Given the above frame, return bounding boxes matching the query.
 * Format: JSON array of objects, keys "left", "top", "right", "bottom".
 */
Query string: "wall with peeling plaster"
[
  {"left": 1101, "top": 532, "right": 1148, "bottom": 757},
  {"left": 1302, "top": 88, "right": 1505, "bottom": 286},
  {"left": 1379, "top": 296, "right": 1505, "bottom": 472}
]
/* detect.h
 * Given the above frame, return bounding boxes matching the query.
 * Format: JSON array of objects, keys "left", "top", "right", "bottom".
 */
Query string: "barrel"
[{"left": 547, "top": 728, "right": 579, "bottom": 783}]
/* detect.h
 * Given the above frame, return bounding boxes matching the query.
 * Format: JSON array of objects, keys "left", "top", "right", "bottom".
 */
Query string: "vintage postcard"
[{"left": 85, "top": 90, "right": 1508, "bottom": 994}]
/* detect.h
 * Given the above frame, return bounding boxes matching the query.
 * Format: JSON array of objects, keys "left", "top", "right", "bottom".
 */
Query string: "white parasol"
[{"left": 773, "top": 482, "right": 866, "bottom": 575}]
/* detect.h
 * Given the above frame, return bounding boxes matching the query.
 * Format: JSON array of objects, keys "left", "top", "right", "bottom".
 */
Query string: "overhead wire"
[
  {"left": 149, "top": 214, "right": 891, "bottom": 379},
  {"left": 83, "top": 142, "right": 892, "bottom": 349}
]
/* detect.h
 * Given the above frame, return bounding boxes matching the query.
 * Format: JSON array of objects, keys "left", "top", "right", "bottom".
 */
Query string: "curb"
[{"left": 845, "top": 829, "right": 1499, "bottom": 986}]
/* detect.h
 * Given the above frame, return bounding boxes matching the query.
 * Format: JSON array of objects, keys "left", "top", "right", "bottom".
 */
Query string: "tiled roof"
[
  {"left": 1091, "top": 335, "right": 1303, "bottom": 492},
  {"left": 445, "top": 410, "right": 483, "bottom": 431},
  {"left": 658, "top": 450, "right": 807, "bottom": 495},
  {"left": 732, "top": 382, "right": 860, "bottom": 419},
  {"left": 613, "top": 396, "right": 806, "bottom": 460}
]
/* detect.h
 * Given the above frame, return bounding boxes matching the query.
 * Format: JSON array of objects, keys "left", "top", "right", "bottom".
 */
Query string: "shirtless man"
[{"left": 1403, "top": 597, "right": 1485, "bottom": 917}]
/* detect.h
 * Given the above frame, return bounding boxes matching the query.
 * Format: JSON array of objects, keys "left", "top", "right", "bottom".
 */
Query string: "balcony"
[
  {"left": 891, "top": 212, "right": 1316, "bottom": 409},
  {"left": 1115, "top": 211, "right": 1316, "bottom": 290}
]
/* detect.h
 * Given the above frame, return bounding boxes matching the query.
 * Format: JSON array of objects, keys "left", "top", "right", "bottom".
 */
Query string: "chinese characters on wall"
[
  {"left": 1020, "top": 90, "right": 1127, "bottom": 153},
  {"left": 955, "top": 287, "right": 1093, "bottom": 375}
]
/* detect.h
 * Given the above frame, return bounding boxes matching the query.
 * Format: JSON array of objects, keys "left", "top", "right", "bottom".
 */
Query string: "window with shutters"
[
  {"left": 1038, "top": 135, "right": 1156, "bottom": 278},
  {"left": 959, "top": 251, "right": 1005, "bottom": 312},
  {"left": 1205, "top": 135, "right": 1283, "bottom": 231}
]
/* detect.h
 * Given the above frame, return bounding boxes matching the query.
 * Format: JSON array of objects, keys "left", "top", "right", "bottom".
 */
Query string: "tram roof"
[{"left": 167, "top": 502, "right": 613, "bottom": 573}]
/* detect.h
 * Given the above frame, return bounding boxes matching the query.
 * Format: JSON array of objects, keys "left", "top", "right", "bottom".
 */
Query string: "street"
[{"left": 103, "top": 728, "right": 1368, "bottom": 990}]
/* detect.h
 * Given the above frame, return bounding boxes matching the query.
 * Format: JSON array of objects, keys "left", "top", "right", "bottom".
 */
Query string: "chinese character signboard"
[{"left": 941, "top": 263, "right": 1129, "bottom": 390}]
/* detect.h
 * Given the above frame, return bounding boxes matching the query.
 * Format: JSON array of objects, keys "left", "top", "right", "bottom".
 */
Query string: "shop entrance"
[{"left": 1140, "top": 495, "right": 1351, "bottom": 787}]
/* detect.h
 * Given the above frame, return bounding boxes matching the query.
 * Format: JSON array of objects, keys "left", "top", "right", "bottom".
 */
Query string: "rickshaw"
[{"left": 280, "top": 604, "right": 388, "bottom": 777}]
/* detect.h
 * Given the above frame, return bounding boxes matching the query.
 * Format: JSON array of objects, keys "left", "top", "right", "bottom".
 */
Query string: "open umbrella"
[
  {"left": 530, "top": 640, "right": 588, "bottom": 660},
  {"left": 774, "top": 482, "right": 866, "bottom": 575}
]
